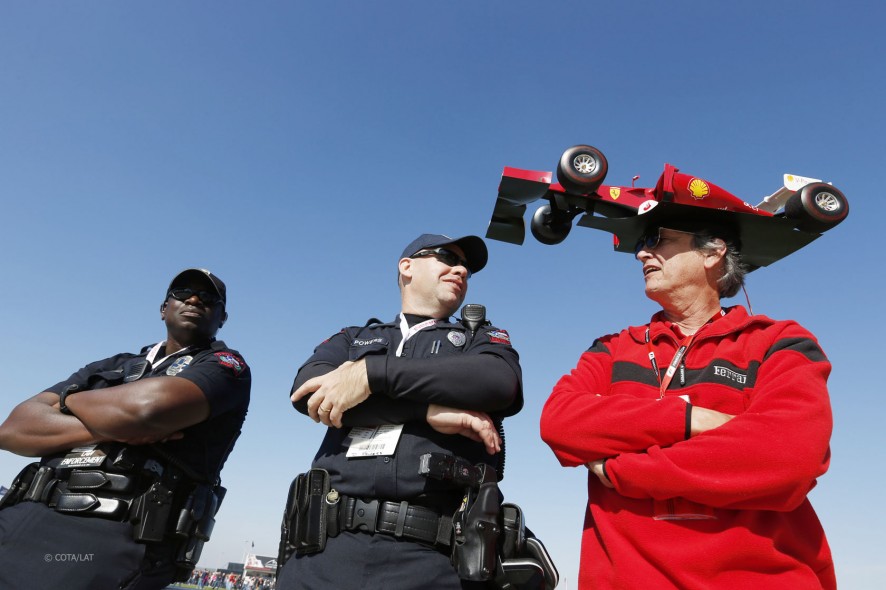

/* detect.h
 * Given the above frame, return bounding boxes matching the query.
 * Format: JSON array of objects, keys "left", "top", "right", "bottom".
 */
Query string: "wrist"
[{"left": 58, "top": 384, "right": 81, "bottom": 416}]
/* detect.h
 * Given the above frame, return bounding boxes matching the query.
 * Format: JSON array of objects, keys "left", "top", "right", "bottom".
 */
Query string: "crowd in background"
[{"left": 186, "top": 569, "right": 274, "bottom": 590}]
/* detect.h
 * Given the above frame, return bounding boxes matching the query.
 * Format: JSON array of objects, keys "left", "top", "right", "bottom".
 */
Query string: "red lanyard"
[
  {"left": 645, "top": 310, "right": 724, "bottom": 399},
  {"left": 645, "top": 330, "right": 696, "bottom": 399}
]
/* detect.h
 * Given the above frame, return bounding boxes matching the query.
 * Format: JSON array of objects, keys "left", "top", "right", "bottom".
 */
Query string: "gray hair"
[{"left": 692, "top": 232, "right": 747, "bottom": 298}]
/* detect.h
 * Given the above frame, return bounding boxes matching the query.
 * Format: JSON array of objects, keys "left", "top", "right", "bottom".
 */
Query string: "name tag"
[{"left": 346, "top": 425, "right": 404, "bottom": 457}]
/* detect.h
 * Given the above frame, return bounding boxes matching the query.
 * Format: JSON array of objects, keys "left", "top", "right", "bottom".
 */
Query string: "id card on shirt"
[{"left": 346, "top": 425, "right": 404, "bottom": 457}]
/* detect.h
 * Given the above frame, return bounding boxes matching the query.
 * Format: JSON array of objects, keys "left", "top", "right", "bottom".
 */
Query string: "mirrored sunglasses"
[
  {"left": 167, "top": 288, "right": 223, "bottom": 306},
  {"left": 411, "top": 248, "right": 471, "bottom": 277}
]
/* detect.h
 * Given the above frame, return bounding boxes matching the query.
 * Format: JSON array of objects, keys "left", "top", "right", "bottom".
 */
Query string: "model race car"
[{"left": 486, "top": 145, "right": 849, "bottom": 270}]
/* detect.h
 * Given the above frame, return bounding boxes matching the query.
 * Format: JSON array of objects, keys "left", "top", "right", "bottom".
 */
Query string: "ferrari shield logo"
[{"left": 609, "top": 187, "right": 620, "bottom": 200}]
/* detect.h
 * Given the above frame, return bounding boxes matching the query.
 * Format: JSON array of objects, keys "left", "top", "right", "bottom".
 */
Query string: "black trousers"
[
  {"left": 276, "top": 530, "right": 490, "bottom": 590},
  {"left": 0, "top": 502, "right": 178, "bottom": 590}
]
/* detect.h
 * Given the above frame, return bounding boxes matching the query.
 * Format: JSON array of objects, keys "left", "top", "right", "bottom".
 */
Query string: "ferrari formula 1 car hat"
[
  {"left": 167, "top": 268, "right": 227, "bottom": 305},
  {"left": 400, "top": 233, "right": 489, "bottom": 275},
  {"left": 579, "top": 170, "right": 820, "bottom": 271}
]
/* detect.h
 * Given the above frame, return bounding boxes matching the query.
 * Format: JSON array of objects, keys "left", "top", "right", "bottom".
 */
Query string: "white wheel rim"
[
  {"left": 815, "top": 191, "right": 841, "bottom": 212},
  {"left": 573, "top": 154, "right": 597, "bottom": 175}
]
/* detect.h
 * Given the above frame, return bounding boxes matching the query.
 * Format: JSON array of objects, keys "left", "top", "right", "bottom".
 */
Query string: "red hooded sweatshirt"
[{"left": 541, "top": 306, "right": 835, "bottom": 589}]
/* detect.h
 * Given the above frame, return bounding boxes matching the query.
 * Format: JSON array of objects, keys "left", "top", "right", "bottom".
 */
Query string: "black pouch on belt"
[
  {"left": 0, "top": 462, "right": 40, "bottom": 510},
  {"left": 285, "top": 468, "right": 331, "bottom": 557}
]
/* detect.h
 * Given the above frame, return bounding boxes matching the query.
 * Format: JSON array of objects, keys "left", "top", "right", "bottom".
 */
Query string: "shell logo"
[
  {"left": 688, "top": 178, "right": 710, "bottom": 200},
  {"left": 609, "top": 187, "right": 621, "bottom": 200}
]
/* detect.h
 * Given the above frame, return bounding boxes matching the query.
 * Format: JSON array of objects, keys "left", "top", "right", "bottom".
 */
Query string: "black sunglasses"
[
  {"left": 634, "top": 232, "right": 663, "bottom": 255},
  {"left": 634, "top": 228, "right": 697, "bottom": 255},
  {"left": 167, "top": 288, "right": 223, "bottom": 306},
  {"left": 411, "top": 248, "right": 471, "bottom": 277}
]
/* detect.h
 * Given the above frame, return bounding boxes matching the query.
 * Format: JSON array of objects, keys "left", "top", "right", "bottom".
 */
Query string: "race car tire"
[
  {"left": 784, "top": 182, "right": 849, "bottom": 232},
  {"left": 530, "top": 203, "right": 572, "bottom": 245},
  {"left": 557, "top": 145, "right": 608, "bottom": 194}
]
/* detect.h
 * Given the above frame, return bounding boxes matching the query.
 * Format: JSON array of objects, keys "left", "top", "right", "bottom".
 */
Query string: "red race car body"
[{"left": 487, "top": 145, "right": 848, "bottom": 270}]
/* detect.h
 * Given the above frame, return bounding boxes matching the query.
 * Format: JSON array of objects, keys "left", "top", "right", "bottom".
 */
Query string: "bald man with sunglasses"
[
  {"left": 278, "top": 233, "right": 523, "bottom": 590},
  {"left": 0, "top": 268, "right": 250, "bottom": 590}
]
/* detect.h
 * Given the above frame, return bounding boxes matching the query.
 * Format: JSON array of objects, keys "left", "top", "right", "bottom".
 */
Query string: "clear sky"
[{"left": 1, "top": 2, "right": 883, "bottom": 588}]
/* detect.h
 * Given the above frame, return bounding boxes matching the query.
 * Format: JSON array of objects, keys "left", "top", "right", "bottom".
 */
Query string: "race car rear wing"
[{"left": 756, "top": 174, "right": 824, "bottom": 213}]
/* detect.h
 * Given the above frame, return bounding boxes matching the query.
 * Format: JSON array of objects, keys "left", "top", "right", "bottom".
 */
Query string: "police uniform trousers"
[
  {"left": 0, "top": 502, "right": 178, "bottom": 590},
  {"left": 276, "top": 530, "right": 490, "bottom": 590}
]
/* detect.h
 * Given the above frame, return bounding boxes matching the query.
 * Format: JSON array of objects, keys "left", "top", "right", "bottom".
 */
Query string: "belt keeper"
[
  {"left": 436, "top": 515, "right": 452, "bottom": 547},
  {"left": 394, "top": 501, "right": 409, "bottom": 537}
]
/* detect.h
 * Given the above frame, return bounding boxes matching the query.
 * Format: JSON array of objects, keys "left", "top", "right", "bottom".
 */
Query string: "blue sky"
[{"left": 1, "top": 2, "right": 883, "bottom": 588}]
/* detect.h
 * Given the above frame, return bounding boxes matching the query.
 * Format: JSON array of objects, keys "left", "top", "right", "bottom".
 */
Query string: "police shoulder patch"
[
  {"left": 214, "top": 352, "right": 246, "bottom": 375},
  {"left": 487, "top": 329, "right": 511, "bottom": 345}
]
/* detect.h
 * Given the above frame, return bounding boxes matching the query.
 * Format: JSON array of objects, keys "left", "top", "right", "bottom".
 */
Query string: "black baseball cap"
[
  {"left": 400, "top": 234, "right": 488, "bottom": 275},
  {"left": 167, "top": 268, "right": 227, "bottom": 305}
]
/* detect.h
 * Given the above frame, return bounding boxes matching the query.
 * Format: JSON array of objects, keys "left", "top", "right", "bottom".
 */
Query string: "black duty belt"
[
  {"left": 335, "top": 495, "right": 453, "bottom": 548},
  {"left": 19, "top": 466, "right": 139, "bottom": 522}
]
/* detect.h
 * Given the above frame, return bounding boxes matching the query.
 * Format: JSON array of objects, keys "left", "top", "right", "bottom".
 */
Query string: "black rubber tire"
[
  {"left": 784, "top": 182, "right": 849, "bottom": 232},
  {"left": 530, "top": 203, "right": 572, "bottom": 245},
  {"left": 556, "top": 145, "right": 608, "bottom": 194}
]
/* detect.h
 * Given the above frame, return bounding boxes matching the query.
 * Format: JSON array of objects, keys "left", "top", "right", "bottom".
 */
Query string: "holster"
[
  {"left": 418, "top": 451, "right": 558, "bottom": 590},
  {"left": 277, "top": 468, "right": 332, "bottom": 576},
  {"left": 451, "top": 481, "right": 502, "bottom": 581}
]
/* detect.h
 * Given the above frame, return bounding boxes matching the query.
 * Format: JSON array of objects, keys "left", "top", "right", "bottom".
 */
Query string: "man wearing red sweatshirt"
[{"left": 540, "top": 206, "right": 835, "bottom": 589}]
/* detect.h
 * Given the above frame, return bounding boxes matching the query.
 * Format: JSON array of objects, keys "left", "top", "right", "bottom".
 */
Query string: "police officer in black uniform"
[
  {"left": 277, "top": 234, "right": 523, "bottom": 590},
  {"left": 0, "top": 268, "right": 251, "bottom": 590}
]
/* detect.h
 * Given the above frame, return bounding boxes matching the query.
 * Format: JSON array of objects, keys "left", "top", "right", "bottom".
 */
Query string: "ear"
[
  {"left": 398, "top": 258, "right": 413, "bottom": 281},
  {"left": 703, "top": 238, "right": 727, "bottom": 271},
  {"left": 219, "top": 311, "right": 228, "bottom": 330},
  {"left": 160, "top": 300, "right": 168, "bottom": 319}
]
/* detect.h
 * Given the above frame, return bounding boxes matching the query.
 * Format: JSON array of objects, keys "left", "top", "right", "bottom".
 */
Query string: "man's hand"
[
  {"left": 587, "top": 459, "right": 614, "bottom": 488},
  {"left": 291, "top": 360, "right": 371, "bottom": 428},
  {"left": 426, "top": 404, "right": 501, "bottom": 455},
  {"left": 690, "top": 406, "right": 735, "bottom": 437}
]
